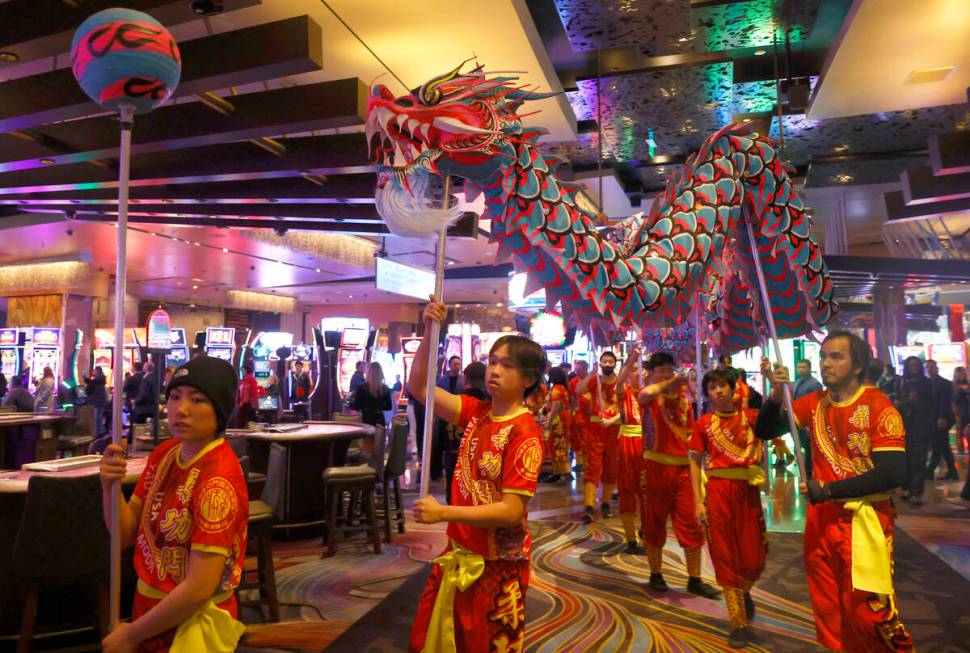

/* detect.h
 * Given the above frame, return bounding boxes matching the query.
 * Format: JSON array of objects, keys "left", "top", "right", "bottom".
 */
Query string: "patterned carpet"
[{"left": 237, "top": 512, "right": 970, "bottom": 652}]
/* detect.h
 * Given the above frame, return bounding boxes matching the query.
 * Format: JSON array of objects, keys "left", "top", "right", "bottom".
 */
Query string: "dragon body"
[{"left": 368, "top": 66, "right": 835, "bottom": 352}]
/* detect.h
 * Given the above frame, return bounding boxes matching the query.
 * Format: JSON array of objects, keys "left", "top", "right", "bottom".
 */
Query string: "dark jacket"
[
  {"left": 85, "top": 376, "right": 108, "bottom": 408},
  {"left": 2, "top": 387, "right": 34, "bottom": 412},
  {"left": 134, "top": 372, "right": 159, "bottom": 417},
  {"left": 351, "top": 383, "right": 392, "bottom": 426},
  {"left": 123, "top": 372, "right": 142, "bottom": 403},
  {"left": 928, "top": 375, "right": 954, "bottom": 428},
  {"left": 896, "top": 375, "right": 934, "bottom": 442}
]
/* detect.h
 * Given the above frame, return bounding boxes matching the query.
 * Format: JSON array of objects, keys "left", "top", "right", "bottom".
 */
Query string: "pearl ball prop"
[{"left": 71, "top": 8, "right": 181, "bottom": 114}]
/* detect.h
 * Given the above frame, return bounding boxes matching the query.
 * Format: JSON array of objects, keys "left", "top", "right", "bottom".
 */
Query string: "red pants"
[
  {"left": 639, "top": 459, "right": 704, "bottom": 549},
  {"left": 705, "top": 477, "right": 767, "bottom": 589},
  {"left": 617, "top": 429, "right": 642, "bottom": 514},
  {"left": 570, "top": 414, "right": 589, "bottom": 455},
  {"left": 410, "top": 554, "right": 531, "bottom": 653},
  {"left": 583, "top": 421, "right": 619, "bottom": 487},
  {"left": 804, "top": 501, "right": 913, "bottom": 652}
]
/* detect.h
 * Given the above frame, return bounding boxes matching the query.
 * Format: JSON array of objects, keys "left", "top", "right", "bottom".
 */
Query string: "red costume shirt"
[
  {"left": 549, "top": 384, "right": 571, "bottom": 430},
  {"left": 587, "top": 376, "right": 620, "bottom": 420},
  {"left": 569, "top": 376, "right": 592, "bottom": 421},
  {"left": 791, "top": 386, "right": 906, "bottom": 484},
  {"left": 623, "top": 386, "right": 642, "bottom": 425},
  {"left": 131, "top": 438, "right": 248, "bottom": 597},
  {"left": 689, "top": 409, "right": 763, "bottom": 469},
  {"left": 642, "top": 389, "right": 694, "bottom": 457},
  {"left": 238, "top": 374, "right": 259, "bottom": 407},
  {"left": 450, "top": 395, "right": 543, "bottom": 561}
]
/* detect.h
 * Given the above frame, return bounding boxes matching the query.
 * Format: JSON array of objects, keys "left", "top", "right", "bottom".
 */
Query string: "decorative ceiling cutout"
[
  {"left": 552, "top": 0, "right": 819, "bottom": 55},
  {"left": 806, "top": 155, "right": 929, "bottom": 188}
]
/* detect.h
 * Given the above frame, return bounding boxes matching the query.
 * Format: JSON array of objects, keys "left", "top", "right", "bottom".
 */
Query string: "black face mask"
[{"left": 600, "top": 366, "right": 615, "bottom": 376}]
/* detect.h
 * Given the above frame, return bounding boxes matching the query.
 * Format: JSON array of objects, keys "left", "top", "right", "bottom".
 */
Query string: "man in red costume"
[
  {"left": 639, "top": 352, "right": 720, "bottom": 599},
  {"left": 690, "top": 369, "right": 767, "bottom": 648},
  {"left": 575, "top": 351, "right": 622, "bottom": 523},
  {"left": 568, "top": 359, "right": 591, "bottom": 475},
  {"left": 615, "top": 346, "right": 645, "bottom": 553},
  {"left": 757, "top": 332, "right": 912, "bottom": 652}
]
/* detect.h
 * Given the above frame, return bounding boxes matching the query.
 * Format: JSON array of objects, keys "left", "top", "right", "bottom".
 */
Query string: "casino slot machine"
[
  {"left": 204, "top": 326, "right": 236, "bottom": 363},
  {"left": 0, "top": 328, "right": 24, "bottom": 380},
  {"left": 26, "top": 327, "right": 62, "bottom": 388}
]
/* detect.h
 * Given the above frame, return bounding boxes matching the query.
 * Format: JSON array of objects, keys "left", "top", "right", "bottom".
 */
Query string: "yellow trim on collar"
[
  {"left": 828, "top": 385, "right": 866, "bottom": 408},
  {"left": 487, "top": 407, "right": 529, "bottom": 422},
  {"left": 177, "top": 438, "right": 223, "bottom": 469},
  {"left": 192, "top": 543, "right": 230, "bottom": 556}
]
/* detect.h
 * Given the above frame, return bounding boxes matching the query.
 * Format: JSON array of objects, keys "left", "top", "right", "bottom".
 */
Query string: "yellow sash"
[
  {"left": 643, "top": 451, "right": 689, "bottom": 466},
  {"left": 839, "top": 495, "right": 893, "bottom": 595},
  {"left": 706, "top": 465, "right": 766, "bottom": 490},
  {"left": 423, "top": 542, "right": 486, "bottom": 653},
  {"left": 136, "top": 580, "right": 244, "bottom": 653},
  {"left": 619, "top": 424, "right": 641, "bottom": 437}
]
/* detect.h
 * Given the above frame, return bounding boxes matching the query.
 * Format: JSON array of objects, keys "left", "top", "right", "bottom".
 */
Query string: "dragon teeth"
[
  {"left": 417, "top": 122, "right": 430, "bottom": 142},
  {"left": 396, "top": 113, "right": 408, "bottom": 129}
]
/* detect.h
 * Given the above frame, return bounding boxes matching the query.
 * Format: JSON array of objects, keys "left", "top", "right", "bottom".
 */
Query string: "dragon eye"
[{"left": 395, "top": 97, "right": 416, "bottom": 107}]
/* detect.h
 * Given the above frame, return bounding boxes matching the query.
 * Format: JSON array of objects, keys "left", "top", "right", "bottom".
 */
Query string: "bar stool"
[
  {"left": 322, "top": 424, "right": 385, "bottom": 557},
  {"left": 235, "top": 449, "right": 282, "bottom": 622},
  {"left": 379, "top": 416, "right": 409, "bottom": 542}
]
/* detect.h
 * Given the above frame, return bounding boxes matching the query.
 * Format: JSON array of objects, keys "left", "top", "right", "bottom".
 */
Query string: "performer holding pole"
[
  {"left": 639, "top": 352, "right": 720, "bottom": 599},
  {"left": 689, "top": 369, "right": 767, "bottom": 649},
  {"left": 575, "top": 351, "right": 622, "bottom": 522},
  {"left": 408, "top": 297, "right": 546, "bottom": 653},
  {"left": 614, "top": 345, "right": 645, "bottom": 553},
  {"left": 755, "top": 332, "right": 912, "bottom": 652}
]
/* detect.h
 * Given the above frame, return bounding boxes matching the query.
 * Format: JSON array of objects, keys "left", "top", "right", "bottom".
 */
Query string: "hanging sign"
[{"left": 146, "top": 309, "right": 173, "bottom": 351}]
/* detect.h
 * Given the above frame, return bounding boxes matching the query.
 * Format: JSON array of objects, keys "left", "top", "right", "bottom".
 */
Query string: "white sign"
[{"left": 375, "top": 257, "right": 435, "bottom": 300}]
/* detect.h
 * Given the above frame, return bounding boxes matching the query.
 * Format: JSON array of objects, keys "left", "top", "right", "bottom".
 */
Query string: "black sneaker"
[
  {"left": 624, "top": 541, "right": 641, "bottom": 555},
  {"left": 727, "top": 627, "right": 748, "bottom": 649},
  {"left": 542, "top": 474, "right": 561, "bottom": 483},
  {"left": 581, "top": 506, "right": 595, "bottom": 523},
  {"left": 686, "top": 577, "right": 721, "bottom": 599},
  {"left": 600, "top": 502, "right": 613, "bottom": 518},
  {"left": 744, "top": 592, "right": 755, "bottom": 620},
  {"left": 648, "top": 573, "right": 669, "bottom": 592}
]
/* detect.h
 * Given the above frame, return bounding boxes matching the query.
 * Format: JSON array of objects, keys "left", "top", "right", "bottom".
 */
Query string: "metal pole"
[
  {"left": 419, "top": 175, "right": 451, "bottom": 498},
  {"left": 744, "top": 216, "right": 808, "bottom": 482},
  {"left": 694, "top": 299, "right": 703, "bottom": 419},
  {"left": 109, "top": 103, "right": 134, "bottom": 631}
]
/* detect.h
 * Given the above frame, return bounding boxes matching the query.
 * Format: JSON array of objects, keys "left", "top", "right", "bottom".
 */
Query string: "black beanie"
[{"left": 166, "top": 356, "right": 238, "bottom": 432}]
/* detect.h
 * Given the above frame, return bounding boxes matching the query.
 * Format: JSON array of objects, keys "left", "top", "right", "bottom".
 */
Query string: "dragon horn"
[{"left": 419, "top": 56, "right": 477, "bottom": 105}]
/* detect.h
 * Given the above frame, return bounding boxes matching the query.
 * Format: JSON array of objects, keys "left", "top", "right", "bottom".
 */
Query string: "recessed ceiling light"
[
  {"left": 754, "top": 49, "right": 766, "bottom": 56},
  {"left": 39, "top": 158, "right": 55, "bottom": 165},
  {"left": 904, "top": 66, "right": 955, "bottom": 85},
  {"left": 833, "top": 174, "right": 853, "bottom": 184},
  {"left": 495, "top": 302, "right": 503, "bottom": 307},
  {"left": 0, "top": 51, "right": 19, "bottom": 63},
  {"left": 832, "top": 144, "right": 849, "bottom": 152},
  {"left": 192, "top": 285, "right": 199, "bottom": 290},
  {"left": 315, "top": 268, "right": 321, "bottom": 273},
  {"left": 447, "top": 261, "right": 454, "bottom": 266},
  {"left": 678, "top": 37, "right": 689, "bottom": 43},
  {"left": 222, "top": 247, "right": 229, "bottom": 253}
]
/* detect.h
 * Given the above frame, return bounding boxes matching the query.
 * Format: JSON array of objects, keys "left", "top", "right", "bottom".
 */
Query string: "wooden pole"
[
  {"left": 419, "top": 175, "right": 451, "bottom": 498},
  {"left": 109, "top": 104, "right": 134, "bottom": 630},
  {"left": 744, "top": 217, "right": 808, "bottom": 482}
]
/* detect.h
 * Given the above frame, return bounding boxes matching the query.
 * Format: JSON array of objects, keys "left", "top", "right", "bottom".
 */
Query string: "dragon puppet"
[{"left": 367, "top": 63, "right": 836, "bottom": 353}]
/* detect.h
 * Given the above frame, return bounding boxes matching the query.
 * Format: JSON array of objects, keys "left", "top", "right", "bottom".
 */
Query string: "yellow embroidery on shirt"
[
  {"left": 159, "top": 508, "right": 193, "bottom": 543},
  {"left": 489, "top": 580, "right": 525, "bottom": 631},
  {"left": 878, "top": 410, "right": 905, "bottom": 438},
  {"left": 847, "top": 432, "right": 872, "bottom": 456},
  {"left": 491, "top": 424, "right": 512, "bottom": 450},
  {"left": 158, "top": 546, "right": 187, "bottom": 582},
  {"left": 848, "top": 405, "right": 870, "bottom": 430},
  {"left": 478, "top": 451, "right": 502, "bottom": 480},
  {"left": 196, "top": 477, "right": 237, "bottom": 534},
  {"left": 175, "top": 468, "right": 201, "bottom": 504}
]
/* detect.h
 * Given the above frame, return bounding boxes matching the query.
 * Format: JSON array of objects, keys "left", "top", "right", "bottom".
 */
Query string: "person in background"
[
  {"left": 133, "top": 360, "right": 158, "bottom": 424},
  {"left": 98, "top": 356, "right": 248, "bottom": 653},
  {"left": 897, "top": 356, "right": 934, "bottom": 505},
  {"left": 543, "top": 366, "right": 572, "bottom": 484},
  {"left": 952, "top": 366, "right": 969, "bottom": 456},
  {"left": 237, "top": 360, "right": 259, "bottom": 427},
  {"left": 756, "top": 332, "right": 911, "bottom": 652},
  {"left": 349, "top": 361, "right": 367, "bottom": 394},
  {"left": 265, "top": 373, "right": 281, "bottom": 399},
  {"left": 878, "top": 363, "right": 900, "bottom": 403},
  {"left": 442, "top": 361, "right": 488, "bottom": 501},
  {"left": 575, "top": 351, "right": 623, "bottom": 522},
  {"left": 925, "top": 359, "right": 958, "bottom": 481},
  {"left": 390, "top": 374, "right": 403, "bottom": 394},
  {"left": 568, "top": 359, "right": 591, "bottom": 473},
  {"left": 291, "top": 360, "right": 311, "bottom": 419},
  {"left": 865, "top": 359, "right": 886, "bottom": 387},
  {"left": 432, "top": 356, "right": 464, "bottom": 481},
  {"left": 352, "top": 361, "right": 392, "bottom": 428},
  {"left": 558, "top": 361, "right": 572, "bottom": 380},
  {"left": 717, "top": 355, "right": 733, "bottom": 372},
  {"left": 85, "top": 367, "right": 108, "bottom": 436},
  {"left": 161, "top": 367, "right": 174, "bottom": 395},
  {"left": 740, "top": 369, "right": 763, "bottom": 409},
  {"left": 123, "top": 361, "right": 144, "bottom": 416},
  {"left": 33, "top": 366, "right": 56, "bottom": 413},
  {"left": 2, "top": 375, "right": 34, "bottom": 412},
  {"left": 0, "top": 372, "right": 7, "bottom": 400},
  {"left": 408, "top": 296, "right": 544, "bottom": 653},
  {"left": 793, "top": 359, "right": 823, "bottom": 398}
]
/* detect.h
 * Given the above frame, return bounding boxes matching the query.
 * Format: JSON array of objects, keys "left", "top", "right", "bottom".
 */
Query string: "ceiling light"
[
  {"left": 0, "top": 51, "right": 19, "bottom": 63},
  {"left": 447, "top": 261, "right": 454, "bottom": 266},
  {"left": 348, "top": 294, "right": 353, "bottom": 298},
  {"left": 833, "top": 174, "right": 853, "bottom": 184},
  {"left": 904, "top": 66, "right": 955, "bottom": 85},
  {"left": 39, "top": 158, "right": 55, "bottom": 165},
  {"left": 678, "top": 37, "right": 689, "bottom": 43},
  {"left": 222, "top": 247, "right": 229, "bottom": 253},
  {"left": 495, "top": 302, "right": 503, "bottom": 307},
  {"left": 190, "top": 0, "right": 224, "bottom": 15},
  {"left": 315, "top": 268, "right": 321, "bottom": 273},
  {"left": 192, "top": 285, "right": 199, "bottom": 290},
  {"left": 754, "top": 49, "right": 766, "bottom": 56},
  {"left": 832, "top": 144, "right": 849, "bottom": 152},
  {"left": 194, "top": 241, "right": 201, "bottom": 246}
]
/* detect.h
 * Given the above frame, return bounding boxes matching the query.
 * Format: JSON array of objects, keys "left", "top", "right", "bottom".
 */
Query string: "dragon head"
[{"left": 367, "top": 62, "right": 539, "bottom": 189}]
